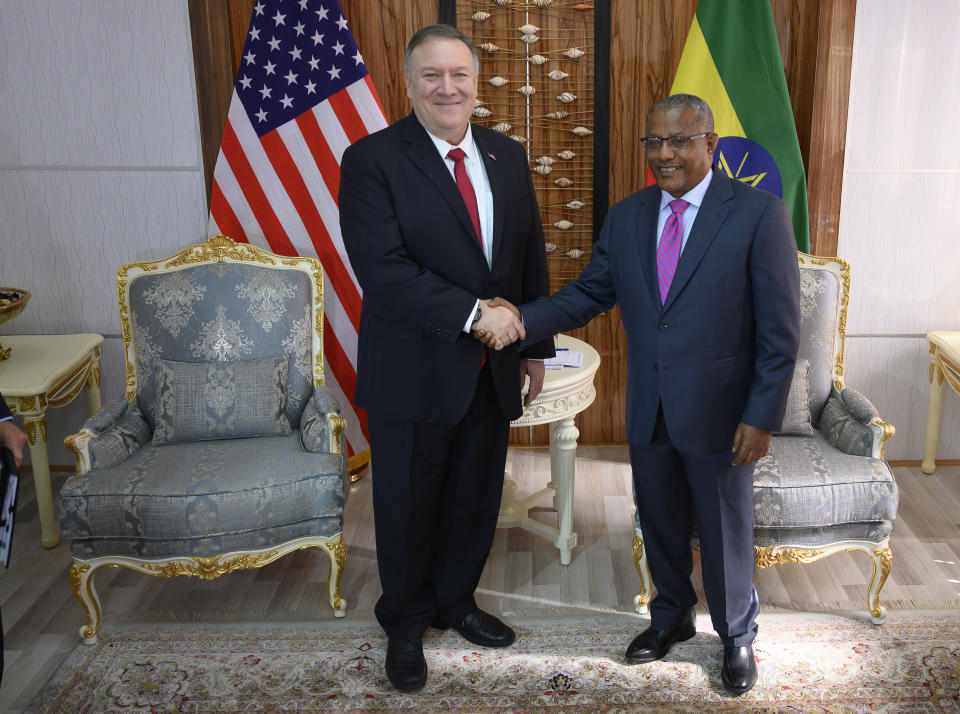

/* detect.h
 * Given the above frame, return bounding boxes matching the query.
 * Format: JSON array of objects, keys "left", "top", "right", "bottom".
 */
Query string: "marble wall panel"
[
  {"left": 838, "top": 171, "right": 960, "bottom": 336},
  {"left": 846, "top": 0, "right": 960, "bottom": 171},
  {"left": 843, "top": 336, "right": 960, "bottom": 462},
  {"left": 0, "top": 169, "right": 207, "bottom": 336},
  {"left": 0, "top": 0, "right": 199, "bottom": 168}
]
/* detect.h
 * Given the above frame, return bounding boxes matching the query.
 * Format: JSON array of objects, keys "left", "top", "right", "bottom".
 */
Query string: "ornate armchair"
[
  {"left": 61, "top": 236, "right": 348, "bottom": 644},
  {"left": 633, "top": 253, "right": 898, "bottom": 623}
]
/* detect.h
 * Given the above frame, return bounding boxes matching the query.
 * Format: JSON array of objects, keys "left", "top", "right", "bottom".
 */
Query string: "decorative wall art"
[{"left": 440, "top": 0, "right": 610, "bottom": 292}]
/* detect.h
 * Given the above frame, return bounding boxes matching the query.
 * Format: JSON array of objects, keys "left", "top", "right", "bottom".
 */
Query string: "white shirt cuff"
[{"left": 463, "top": 298, "right": 480, "bottom": 333}]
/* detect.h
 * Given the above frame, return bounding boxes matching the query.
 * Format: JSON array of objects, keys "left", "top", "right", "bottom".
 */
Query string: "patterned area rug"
[{"left": 29, "top": 612, "right": 960, "bottom": 713}]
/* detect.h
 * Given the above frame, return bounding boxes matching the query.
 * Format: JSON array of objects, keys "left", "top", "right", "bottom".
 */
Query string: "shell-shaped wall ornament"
[
  {"left": 492, "top": 122, "right": 512, "bottom": 133},
  {"left": 510, "top": 134, "right": 527, "bottom": 144},
  {"left": 566, "top": 199, "right": 585, "bottom": 209},
  {"left": 518, "top": 84, "right": 536, "bottom": 96},
  {"left": 472, "top": 106, "right": 492, "bottom": 118},
  {"left": 546, "top": 110, "right": 569, "bottom": 120},
  {"left": 489, "top": 76, "right": 508, "bottom": 87},
  {"left": 547, "top": 70, "right": 569, "bottom": 81},
  {"left": 536, "top": 156, "right": 555, "bottom": 165},
  {"left": 521, "top": 34, "right": 540, "bottom": 44},
  {"left": 532, "top": 0, "right": 553, "bottom": 6},
  {"left": 557, "top": 92, "right": 577, "bottom": 103},
  {"left": 472, "top": 11, "right": 491, "bottom": 21},
  {"left": 566, "top": 248, "right": 585, "bottom": 259},
  {"left": 574, "top": 3, "right": 595, "bottom": 10},
  {"left": 545, "top": 241, "right": 558, "bottom": 253},
  {"left": 479, "top": 43, "right": 500, "bottom": 53},
  {"left": 494, "top": 0, "right": 512, "bottom": 5},
  {"left": 518, "top": 24, "right": 540, "bottom": 34},
  {"left": 555, "top": 220, "right": 574, "bottom": 230},
  {"left": 555, "top": 177, "right": 573, "bottom": 187},
  {"left": 475, "top": 98, "right": 485, "bottom": 106},
  {"left": 533, "top": 164, "right": 553, "bottom": 175},
  {"left": 571, "top": 126, "right": 593, "bottom": 136},
  {"left": 563, "top": 47, "right": 586, "bottom": 59},
  {"left": 528, "top": 54, "right": 548, "bottom": 65},
  {"left": 558, "top": 150, "right": 576, "bottom": 160}
]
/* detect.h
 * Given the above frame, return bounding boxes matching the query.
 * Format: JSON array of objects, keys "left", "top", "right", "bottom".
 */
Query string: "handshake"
[{"left": 471, "top": 297, "right": 524, "bottom": 350}]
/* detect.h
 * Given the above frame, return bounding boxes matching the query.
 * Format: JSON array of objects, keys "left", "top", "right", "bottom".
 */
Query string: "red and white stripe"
[{"left": 208, "top": 77, "right": 387, "bottom": 458}]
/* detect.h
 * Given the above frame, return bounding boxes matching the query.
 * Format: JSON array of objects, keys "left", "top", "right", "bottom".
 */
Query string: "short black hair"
[{"left": 648, "top": 94, "right": 715, "bottom": 132}]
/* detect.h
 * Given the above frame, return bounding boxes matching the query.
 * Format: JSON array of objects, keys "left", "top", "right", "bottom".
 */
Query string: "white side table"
[
  {"left": 499, "top": 334, "right": 601, "bottom": 565},
  {"left": 0, "top": 333, "right": 104, "bottom": 547},
  {"left": 922, "top": 331, "right": 960, "bottom": 474}
]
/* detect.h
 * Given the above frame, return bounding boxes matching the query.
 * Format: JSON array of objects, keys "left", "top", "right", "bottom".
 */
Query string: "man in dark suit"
[
  {"left": 484, "top": 94, "right": 800, "bottom": 695},
  {"left": 338, "top": 24, "right": 554, "bottom": 692}
]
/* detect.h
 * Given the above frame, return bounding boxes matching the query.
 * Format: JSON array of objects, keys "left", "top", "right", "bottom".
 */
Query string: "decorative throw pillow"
[
  {"left": 152, "top": 355, "right": 291, "bottom": 445},
  {"left": 775, "top": 357, "right": 814, "bottom": 436}
]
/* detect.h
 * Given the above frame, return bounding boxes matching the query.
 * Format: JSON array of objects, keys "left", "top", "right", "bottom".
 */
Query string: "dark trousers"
[
  {"left": 367, "top": 364, "right": 510, "bottom": 640},
  {"left": 630, "top": 406, "right": 759, "bottom": 647}
]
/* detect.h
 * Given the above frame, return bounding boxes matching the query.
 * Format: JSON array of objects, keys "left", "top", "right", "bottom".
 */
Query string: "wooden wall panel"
[
  {"left": 806, "top": 0, "right": 856, "bottom": 256},
  {"left": 190, "top": 0, "right": 854, "bottom": 446}
]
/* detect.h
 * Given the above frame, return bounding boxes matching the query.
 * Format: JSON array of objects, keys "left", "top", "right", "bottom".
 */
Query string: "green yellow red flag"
[{"left": 668, "top": 0, "right": 809, "bottom": 251}]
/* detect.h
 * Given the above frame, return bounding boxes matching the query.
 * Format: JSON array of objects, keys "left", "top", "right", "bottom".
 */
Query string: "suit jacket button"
[
  {"left": 653, "top": 362, "right": 659, "bottom": 372},
  {"left": 658, "top": 323, "right": 668, "bottom": 331}
]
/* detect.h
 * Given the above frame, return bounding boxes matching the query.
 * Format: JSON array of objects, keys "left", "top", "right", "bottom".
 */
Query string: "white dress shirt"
[
  {"left": 424, "top": 126, "right": 495, "bottom": 333},
  {"left": 656, "top": 169, "right": 713, "bottom": 256}
]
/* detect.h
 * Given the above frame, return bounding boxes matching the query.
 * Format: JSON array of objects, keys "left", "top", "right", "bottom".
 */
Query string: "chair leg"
[
  {"left": 867, "top": 544, "right": 892, "bottom": 624},
  {"left": 319, "top": 534, "right": 347, "bottom": 617},
  {"left": 921, "top": 362, "right": 944, "bottom": 474},
  {"left": 69, "top": 560, "right": 102, "bottom": 645},
  {"left": 632, "top": 532, "right": 652, "bottom": 615}
]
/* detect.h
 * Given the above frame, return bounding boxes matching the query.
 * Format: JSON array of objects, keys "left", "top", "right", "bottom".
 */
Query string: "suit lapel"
[
  {"left": 661, "top": 168, "right": 732, "bottom": 313},
  {"left": 400, "top": 114, "right": 485, "bottom": 257},
  {"left": 634, "top": 188, "right": 663, "bottom": 311},
  {"left": 473, "top": 130, "right": 505, "bottom": 266}
]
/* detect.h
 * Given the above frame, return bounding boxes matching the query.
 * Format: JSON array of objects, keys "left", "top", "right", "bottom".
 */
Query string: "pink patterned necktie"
[
  {"left": 656, "top": 198, "right": 690, "bottom": 304},
  {"left": 446, "top": 148, "right": 483, "bottom": 248}
]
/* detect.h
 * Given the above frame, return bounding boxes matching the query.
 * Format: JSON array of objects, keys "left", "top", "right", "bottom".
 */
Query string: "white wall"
[
  {"left": 0, "top": 0, "right": 207, "bottom": 465},
  {"left": 839, "top": 0, "right": 960, "bottom": 460}
]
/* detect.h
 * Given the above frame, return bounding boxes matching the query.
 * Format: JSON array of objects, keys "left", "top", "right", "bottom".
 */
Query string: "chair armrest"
[
  {"left": 817, "top": 384, "right": 895, "bottom": 459},
  {"left": 64, "top": 398, "right": 151, "bottom": 475},
  {"left": 299, "top": 386, "right": 347, "bottom": 455}
]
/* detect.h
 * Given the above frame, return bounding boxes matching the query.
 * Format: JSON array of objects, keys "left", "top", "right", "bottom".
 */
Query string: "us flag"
[{"left": 208, "top": 0, "right": 387, "bottom": 470}]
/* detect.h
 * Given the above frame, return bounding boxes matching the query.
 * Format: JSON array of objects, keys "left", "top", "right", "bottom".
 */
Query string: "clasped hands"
[{"left": 471, "top": 297, "right": 523, "bottom": 350}]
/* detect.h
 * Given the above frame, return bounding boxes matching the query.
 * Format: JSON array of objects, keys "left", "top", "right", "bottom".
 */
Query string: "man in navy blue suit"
[{"left": 483, "top": 94, "right": 800, "bottom": 695}]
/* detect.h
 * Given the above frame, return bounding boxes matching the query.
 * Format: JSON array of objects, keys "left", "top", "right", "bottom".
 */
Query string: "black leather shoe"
[
  {"left": 625, "top": 609, "right": 696, "bottom": 664},
  {"left": 385, "top": 637, "right": 427, "bottom": 692},
  {"left": 721, "top": 644, "right": 758, "bottom": 695},
  {"left": 435, "top": 610, "right": 516, "bottom": 648}
]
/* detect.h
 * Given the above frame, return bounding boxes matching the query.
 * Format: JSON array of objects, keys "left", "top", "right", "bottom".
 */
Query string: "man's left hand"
[
  {"left": 519, "top": 359, "right": 544, "bottom": 407},
  {"left": 731, "top": 422, "right": 771, "bottom": 465},
  {"left": 0, "top": 419, "right": 28, "bottom": 468}
]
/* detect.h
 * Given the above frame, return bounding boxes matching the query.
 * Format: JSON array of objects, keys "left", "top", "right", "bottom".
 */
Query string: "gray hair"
[
  {"left": 404, "top": 24, "right": 480, "bottom": 75},
  {"left": 649, "top": 94, "right": 715, "bottom": 132}
]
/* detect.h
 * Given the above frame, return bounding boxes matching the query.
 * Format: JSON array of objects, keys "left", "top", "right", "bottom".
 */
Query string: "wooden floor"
[{"left": 1, "top": 449, "right": 958, "bottom": 711}]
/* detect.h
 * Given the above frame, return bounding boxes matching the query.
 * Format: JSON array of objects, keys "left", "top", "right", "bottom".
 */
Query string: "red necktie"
[
  {"left": 447, "top": 148, "right": 488, "bottom": 369},
  {"left": 656, "top": 198, "right": 690, "bottom": 304},
  {"left": 447, "top": 148, "right": 484, "bottom": 249}
]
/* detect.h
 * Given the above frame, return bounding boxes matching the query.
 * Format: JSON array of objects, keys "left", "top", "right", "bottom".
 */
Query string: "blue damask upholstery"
[
  {"left": 61, "top": 237, "right": 348, "bottom": 644},
  {"left": 60, "top": 434, "right": 343, "bottom": 558}
]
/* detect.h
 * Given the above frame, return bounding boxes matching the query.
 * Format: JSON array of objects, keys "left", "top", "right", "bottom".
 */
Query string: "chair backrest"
[
  {"left": 796, "top": 253, "right": 849, "bottom": 425},
  {"left": 117, "top": 235, "right": 324, "bottom": 430}
]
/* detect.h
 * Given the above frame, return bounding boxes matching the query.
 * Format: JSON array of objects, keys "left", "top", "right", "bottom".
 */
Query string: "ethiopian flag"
[{"left": 670, "top": 0, "right": 809, "bottom": 251}]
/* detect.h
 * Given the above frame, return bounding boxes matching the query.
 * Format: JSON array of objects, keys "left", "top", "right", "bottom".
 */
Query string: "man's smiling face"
[{"left": 645, "top": 106, "right": 718, "bottom": 198}]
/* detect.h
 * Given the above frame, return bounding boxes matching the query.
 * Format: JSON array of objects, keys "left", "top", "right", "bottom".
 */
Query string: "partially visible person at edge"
[{"left": 338, "top": 24, "right": 554, "bottom": 692}]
